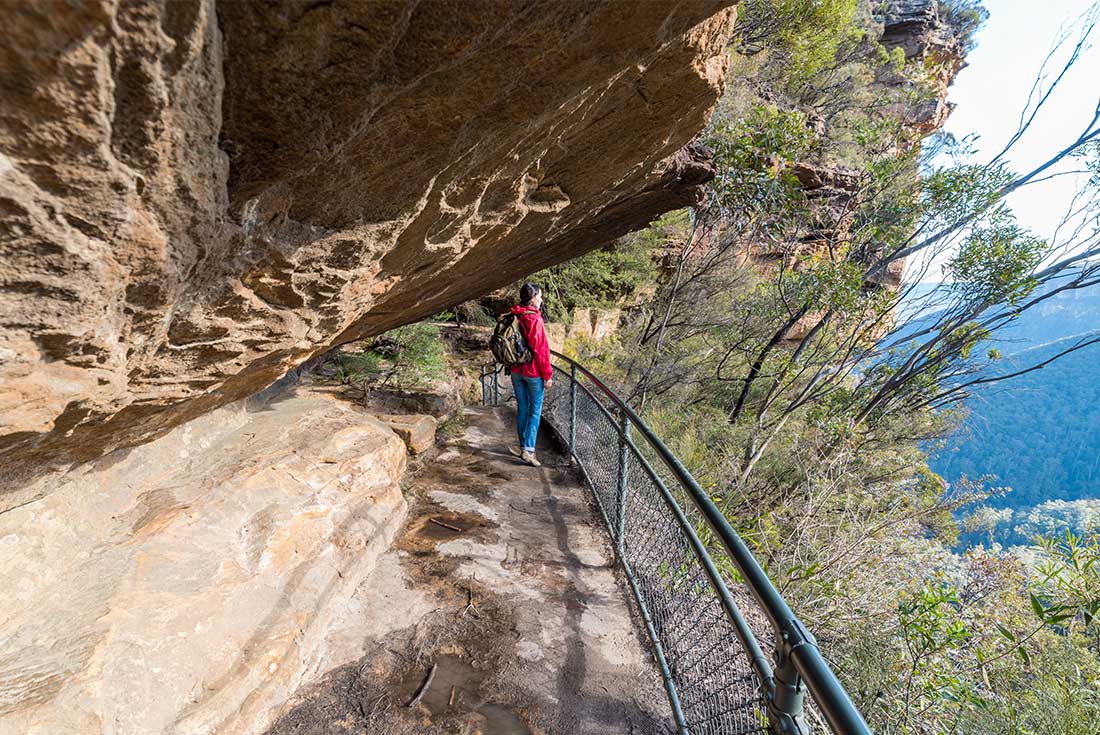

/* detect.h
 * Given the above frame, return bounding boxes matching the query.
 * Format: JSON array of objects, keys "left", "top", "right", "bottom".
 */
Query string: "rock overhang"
[{"left": 0, "top": 0, "right": 738, "bottom": 502}]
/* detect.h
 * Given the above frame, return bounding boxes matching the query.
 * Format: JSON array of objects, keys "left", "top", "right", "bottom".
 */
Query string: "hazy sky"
[{"left": 915, "top": 0, "right": 1099, "bottom": 280}]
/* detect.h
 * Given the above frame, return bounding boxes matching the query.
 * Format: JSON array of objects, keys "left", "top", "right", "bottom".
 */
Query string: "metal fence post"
[
  {"left": 569, "top": 364, "right": 578, "bottom": 455},
  {"left": 615, "top": 411, "right": 630, "bottom": 550},
  {"left": 493, "top": 368, "right": 500, "bottom": 406},
  {"left": 768, "top": 624, "right": 810, "bottom": 735}
]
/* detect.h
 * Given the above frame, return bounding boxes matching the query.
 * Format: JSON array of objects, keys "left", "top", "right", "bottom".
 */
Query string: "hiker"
[{"left": 508, "top": 283, "right": 552, "bottom": 466}]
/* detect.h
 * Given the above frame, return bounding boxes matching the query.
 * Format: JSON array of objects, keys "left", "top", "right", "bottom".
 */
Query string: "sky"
[{"left": 912, "top": 0, "right": 1100, "bottom": 281}]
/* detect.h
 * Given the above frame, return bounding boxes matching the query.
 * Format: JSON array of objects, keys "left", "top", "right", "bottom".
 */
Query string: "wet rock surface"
[
  {"left": 0, "top": 0, "right": 736, "bottom": 501},
  {"left": 264, "top": 406, "right": 670, "bottom": 734}
]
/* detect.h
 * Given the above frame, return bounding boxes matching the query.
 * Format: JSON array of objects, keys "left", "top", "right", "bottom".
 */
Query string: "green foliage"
[
  {"left": 948, "top": 221, "right": 1044, "bottom": 304},
  {"left": 942, "top": 321, "right": 991, "bottom": 360},
  {"left": 605, "top": 95, "right": 1097, "bottom": 735},
  {"left": 790, "top": 256, "right": 867, "bottom": 311},
  {"left": 898, "top": 582, "right": 983, "bottom": 711},
  {"left": 1034, "top": 532, "right": 1100, "bottom": 639},
  {"left": 334, "top": 350, "right": 382, "bottom": 383},
  {"left": 776, "top": 0, "right": 861, "bottom": 85},
  {"left": 372, "top": 323, "right": 447, "bottom": 390},
  {"left": 920, "top": 163, "right": 1014, "bottom": 230},
  {"left": 643, "top": 403, "right": 737, "bottom": 493},
  {"left": 569, "top": 2, "right": 1100, "bottom": 732},
  {"left": 709, "top": 104, "right": 816, "bottom": 169},
  {"left": 331, "top": 322, "right": 447, "bottom": 391},
  {"left": 736, "top": 0, "right": 861, "bottom": 91},
  {"left": 706, "top": 104, "right": 816, "bottom": 216}
]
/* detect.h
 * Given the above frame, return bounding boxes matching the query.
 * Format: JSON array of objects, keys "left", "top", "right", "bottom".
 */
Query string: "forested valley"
[{"left": 926, "top": 286, "right": 1100, "bottom": 547}]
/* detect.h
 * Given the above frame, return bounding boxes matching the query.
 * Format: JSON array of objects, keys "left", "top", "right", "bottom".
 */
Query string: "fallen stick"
[
  {"left": 430, "top": 518, "right": 464, "bottom": 533},
  {"left": 449, "top": 686, "right": 456, "bottom": 707},
  {"left": 407, "top": 663, "right": 438, "bottom": 708},
  {"left": 462, "top": 587, "right": 481, "bottom": 619}
]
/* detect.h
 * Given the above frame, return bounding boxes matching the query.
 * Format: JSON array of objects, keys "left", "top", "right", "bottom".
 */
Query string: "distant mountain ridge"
[{"left": 897, "top": 284, "right": 1100, "bottom": 545}]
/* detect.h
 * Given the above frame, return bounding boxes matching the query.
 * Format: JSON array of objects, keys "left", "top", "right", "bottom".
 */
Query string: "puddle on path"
[
  {"left": 400, "top": 656, "right": 531, "bottom": 734},
  {"left": 401, "top": 654, "right": 484, "bottom": 715},
  {"left": 477, "top": 703, "right": 532, "bottom": 735}
]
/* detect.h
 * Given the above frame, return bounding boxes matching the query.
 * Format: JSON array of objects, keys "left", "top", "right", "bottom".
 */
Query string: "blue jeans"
[{"left": 511, "top": 374, "right": 545, "bottom": 452}]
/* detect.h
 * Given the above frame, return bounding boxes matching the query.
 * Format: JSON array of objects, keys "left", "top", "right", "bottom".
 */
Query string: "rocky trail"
[{"left": 264, "top": 406, "right": 670, "bottom": 735}]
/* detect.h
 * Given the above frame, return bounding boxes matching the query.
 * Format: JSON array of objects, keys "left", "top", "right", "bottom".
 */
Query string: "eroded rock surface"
[
  {"left": 0, "top": 387, "right": 407, "bottom": 735},
  {"left": 0, "top": 0, "right": 736, "bottom": 502},
  {"left": 877, "top": 0, "right": 968, "bottom": 133},
  {"left": 373, "top": 412, "right": 437, "bottom": 455}
]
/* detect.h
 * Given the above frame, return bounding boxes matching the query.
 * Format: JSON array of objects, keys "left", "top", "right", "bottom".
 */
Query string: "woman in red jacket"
[{"left": 509, "top": 283, "right": 553, "bottom": 466}]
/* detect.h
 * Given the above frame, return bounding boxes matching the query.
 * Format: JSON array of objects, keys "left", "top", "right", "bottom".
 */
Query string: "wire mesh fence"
[
  {"left": 479, "top": 357, "right": 870, "bottom": 735},
  {"left": 542, "top": 365, "right": 768, "bottom": 735}
]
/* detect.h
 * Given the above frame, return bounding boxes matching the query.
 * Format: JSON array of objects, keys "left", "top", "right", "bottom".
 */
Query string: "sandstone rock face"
[
  {"left": 372, "top": 412, "right": 437, "bottom": 455},
  {"left": 568, "top": 306, "right": 622, "bottom": 343},
  {"left": 361, "top": 384, "right": 464, "bottom": 422},
  {"left": 0, "top": 0, "right": 736, "bottom": 503},
  {"left": 877, "top": 0, "right": 967, "bottom": 133},
  {"left": 0, "top": 388, "right": 407, "bottom": 735},
  {"left": 545, "top": 321, "right": 568, "bottom": 354}
]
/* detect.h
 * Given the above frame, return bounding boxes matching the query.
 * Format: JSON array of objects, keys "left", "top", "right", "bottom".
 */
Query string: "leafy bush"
[
  {"left": 328, "top": 322, "right": 447, "bottom": 391},
  {"left": 706, "top": 103, "right": 816, "bottom": 217},
  {"left": 735, "top": 0, "right": 861, "bottom": 90},
  {"left": 938, "top": 0, "right": 990, "bottom": 52},
  {"left": 370, "top": 322, "right": 447, "bottom": 390},
  {"left": 334, "top": 351, "right": 382, "bottom": 383},
  {"left": 948, "top": 220, "right": 1044, "bottom": 304}
]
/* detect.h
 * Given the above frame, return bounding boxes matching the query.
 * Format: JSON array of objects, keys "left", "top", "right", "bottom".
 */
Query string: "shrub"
[
  {"left": 329, "top": 322, "right": 447, "bottom": 391},
  {"left": 938, "top": 0, "right": 990, "bottom": 52}
]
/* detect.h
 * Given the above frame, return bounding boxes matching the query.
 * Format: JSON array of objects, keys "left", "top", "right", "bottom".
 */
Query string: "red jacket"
[{"left": 510, "top": 305, "right": 552, "bottom": 381}]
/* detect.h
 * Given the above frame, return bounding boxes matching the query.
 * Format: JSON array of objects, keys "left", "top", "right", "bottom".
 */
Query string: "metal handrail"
[{"left": 480, "top": 352, "right": 872, "bottom": 735}]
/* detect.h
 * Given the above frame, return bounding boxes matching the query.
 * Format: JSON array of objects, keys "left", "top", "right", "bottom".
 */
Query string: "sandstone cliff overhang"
[{"left": 0, "top": 0, "right": 737, "bottom": 503}]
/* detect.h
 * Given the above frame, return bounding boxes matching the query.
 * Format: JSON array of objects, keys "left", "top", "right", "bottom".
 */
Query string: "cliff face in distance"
[
  {"left": 879, "top": 0, "right": 968, "bottom": 136},
  {"left": 0, "top": 0, "right": 737, "bottom": 505},
  {"left": 733, "top": 0, "right": 968, "bottom": 347}
]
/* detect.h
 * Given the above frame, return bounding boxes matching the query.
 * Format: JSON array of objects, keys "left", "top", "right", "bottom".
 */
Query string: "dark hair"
[{"left": 519, "top": 282, "right": 541, "bottom": 306}]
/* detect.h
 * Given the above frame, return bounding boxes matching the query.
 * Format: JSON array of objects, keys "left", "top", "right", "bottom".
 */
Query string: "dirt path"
[{"left": 264, "top": 406, "right": 671, "bottom": 735}]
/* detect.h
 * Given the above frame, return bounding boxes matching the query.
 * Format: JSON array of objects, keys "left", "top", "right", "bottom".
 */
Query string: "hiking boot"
[
  {"left": 508, "top": 445, "right": 523, "bottom": 458},
  {"left": 521, "top": 451, "right": 541, "bottom": 467}
]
